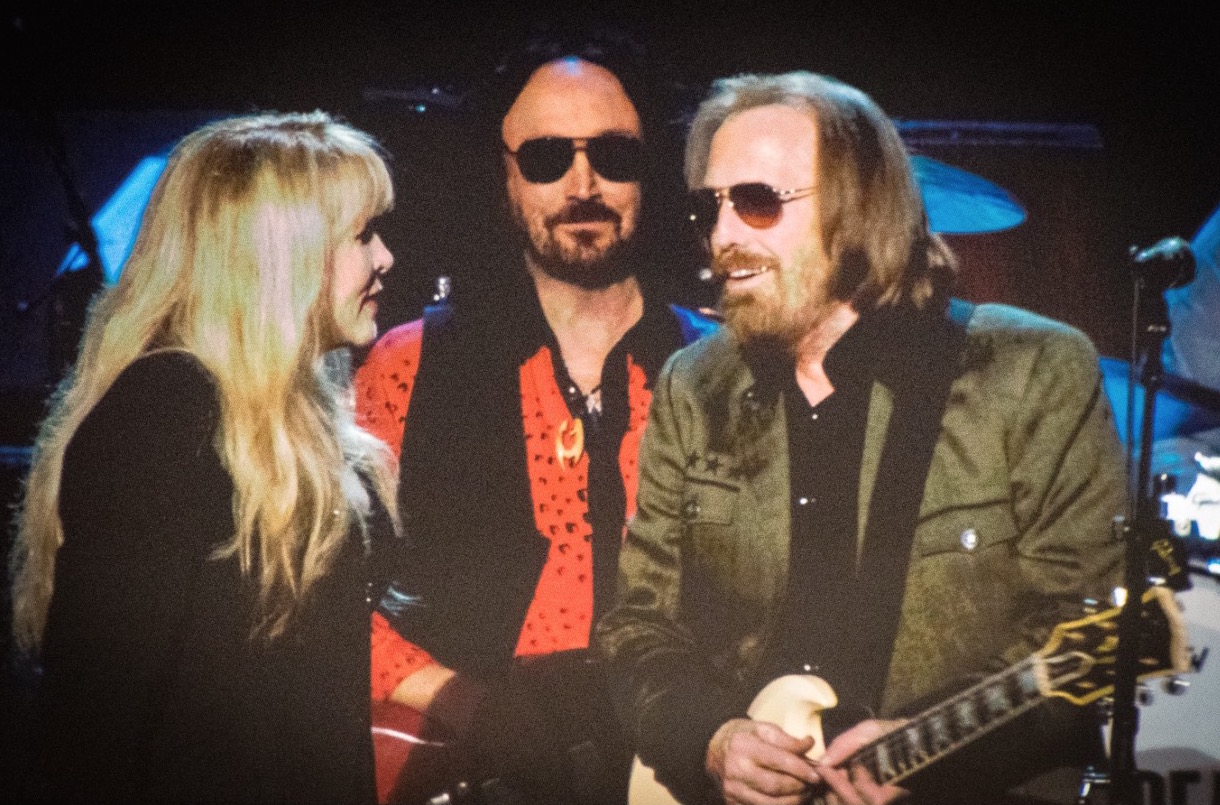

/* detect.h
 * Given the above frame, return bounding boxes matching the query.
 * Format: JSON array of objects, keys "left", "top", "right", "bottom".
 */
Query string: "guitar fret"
[
  {"left": 1016, "top": 663, "right": 1041, "bottom": 702},
  {"left": 926, "top": 711, "right": 953, "bottom": 752},
  {"left": 860, "top": 748, "right": 882, "bottom": 784},
  {"left": 983, "top": 683, "right": 1009, "bottom": 718},
  {"left": 954, "top": 696, "right": 978, "bottom": 733},
  {"left": 904, "top": 724, "right": 927, "bottom": 763},
  {"left": 890, "top": 734, "right": 913, "bottom": 774},
  {"left": 874, "top": 739, "right": 896, "bottom": 781}
]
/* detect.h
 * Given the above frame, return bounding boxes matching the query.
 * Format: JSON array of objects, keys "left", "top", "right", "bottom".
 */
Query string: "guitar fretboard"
[{"left": 851, "top": 652, "right": 1086, "bottom": 785}]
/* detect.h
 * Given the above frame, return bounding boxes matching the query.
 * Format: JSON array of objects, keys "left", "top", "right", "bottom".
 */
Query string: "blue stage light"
[{"left": 57, "top": 154, "right": 167, "bottom": 285}]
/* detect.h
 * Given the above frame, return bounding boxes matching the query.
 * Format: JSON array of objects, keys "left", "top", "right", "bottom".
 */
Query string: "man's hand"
[
  {"left": 814, "top": 719, "right": 909, "bottom": 805},
  {"left": 391, "top": 664, "right": 486, "bottom": 738},
  {"left": 706, "top": 717, "right": 822, "bottom": 805}
]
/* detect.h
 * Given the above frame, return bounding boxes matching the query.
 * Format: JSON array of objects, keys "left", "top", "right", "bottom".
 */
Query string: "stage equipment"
[
  {"left": 1106, "top": 237, "right": 1198, "bottom": 805},
  {"left": 1122, "top": 573, "right": 1219, "bottom": 805},
  {"left": 909, "top": 154, "right": 1026, "bottom": 235}
]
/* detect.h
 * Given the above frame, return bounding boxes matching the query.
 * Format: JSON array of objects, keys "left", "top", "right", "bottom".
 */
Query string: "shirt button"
[
  {"left": 798, "top": 496, "right": 816, "bottom": 506},
  {"left": 682, "top": 499, "right": 701, "bottom": 520},
  {"left": 960, "top": 528, "right": 979, "bottom": 550},
  {"left": 811, "top": 413, "right": 819, "bottom": 421}
]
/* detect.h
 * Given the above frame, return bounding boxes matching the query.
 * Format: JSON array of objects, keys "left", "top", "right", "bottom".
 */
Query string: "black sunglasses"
[
  {"left": 687, "top": 183, "right": 817, "bottom": 239},
  {"left": 505, "top": 134, "right": 643, "bottom": 184}
]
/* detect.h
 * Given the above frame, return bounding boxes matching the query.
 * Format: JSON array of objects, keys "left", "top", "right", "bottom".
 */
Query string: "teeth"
[{"left": 728, "top": 266, "right": 771, "bottom": 280}]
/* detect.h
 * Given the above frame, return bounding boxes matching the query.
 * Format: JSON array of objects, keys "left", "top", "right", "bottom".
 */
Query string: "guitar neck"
[{"left": 849, "top": 653, "right": 1066, "bottom": 785}]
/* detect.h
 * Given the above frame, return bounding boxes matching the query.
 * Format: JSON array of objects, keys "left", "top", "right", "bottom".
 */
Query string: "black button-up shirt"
[{"left": 771, "top": 315, "right": 886, "bottom": 736}]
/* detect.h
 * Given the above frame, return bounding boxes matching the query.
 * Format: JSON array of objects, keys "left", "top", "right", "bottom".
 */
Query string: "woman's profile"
[{"left": 10, "top": 110, "right": 399, "bottom": 803}]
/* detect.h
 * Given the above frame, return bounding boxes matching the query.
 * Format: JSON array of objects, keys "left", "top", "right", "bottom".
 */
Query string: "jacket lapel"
[
  {"left": 856, "top": 380, "right": 895, "bottom": 561},
  {"left": 852, "top": 307, "right": 970, "bottom": 708}
]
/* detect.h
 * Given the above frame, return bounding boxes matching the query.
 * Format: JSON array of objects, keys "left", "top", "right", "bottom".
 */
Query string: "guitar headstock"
[{"left": 1037, "top": 585, "right": 1191, "bottom": 706}]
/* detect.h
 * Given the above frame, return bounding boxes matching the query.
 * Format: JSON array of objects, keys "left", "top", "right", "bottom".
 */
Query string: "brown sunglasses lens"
[
  {"left": 730, "top": 184, "right": 786, "bottom": 228},
  {"left": 687, "top": 183, "right": 786, "bottom": 237}
]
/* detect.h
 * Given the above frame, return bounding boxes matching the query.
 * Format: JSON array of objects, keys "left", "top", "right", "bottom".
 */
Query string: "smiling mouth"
[{"left": 723, "top": 265, "right": 774, "bottom": 282}]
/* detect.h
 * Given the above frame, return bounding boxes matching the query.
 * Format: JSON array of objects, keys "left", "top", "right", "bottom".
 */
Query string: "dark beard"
[
  {"left": 525, "top": 198, "right": 636, "bottom": 289},
  {"left": 528, "top": 234, "right": 635, "bottom": 289}
]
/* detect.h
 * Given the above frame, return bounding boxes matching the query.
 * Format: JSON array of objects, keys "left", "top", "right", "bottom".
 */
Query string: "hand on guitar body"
[
  {"left": 390, "top": 663, "right": 487, "bottom": 740},
  {"left": 706, "top": 717, "right": 820, "bottom": 805},
  {"left": 377, "top": 652, "right": 634, "bottom": 804}
]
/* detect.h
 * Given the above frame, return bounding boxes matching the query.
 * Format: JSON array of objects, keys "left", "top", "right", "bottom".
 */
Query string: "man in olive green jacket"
[{"left": 594, "top": 71, "right": 1126, "bottom": 805}]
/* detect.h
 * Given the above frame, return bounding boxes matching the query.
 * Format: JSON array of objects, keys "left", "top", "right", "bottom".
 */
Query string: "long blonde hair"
[
  {"left": 685, "top": 71, "right": 957, "bottom": 311},
  {"left": 11, "top": 111, "right": 399, "bottom": 650}
]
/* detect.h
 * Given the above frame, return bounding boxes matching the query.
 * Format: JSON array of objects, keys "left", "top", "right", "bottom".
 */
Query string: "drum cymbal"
[
  {"left": 1101, "top": 356, "right": 1220, "bottom": 444},
  {"left": 910, "top": 154, "right": 1026, "bottom": 235}
]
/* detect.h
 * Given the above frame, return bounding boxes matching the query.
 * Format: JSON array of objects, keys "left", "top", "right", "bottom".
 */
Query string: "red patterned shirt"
[{"left": 356, "top": 319, "right": 651, "bottom": 699}]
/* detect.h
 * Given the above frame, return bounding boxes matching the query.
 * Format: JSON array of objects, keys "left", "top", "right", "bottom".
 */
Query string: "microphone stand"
[
  {"left": 1107, "top": 239, "right": 1194, "bottom": 805},
  {"left": 20, "top": 109, "right": 106, "bottom": 378},
  {"left": 1107, "top": 297, "right": 1163, "bottom": 805}
]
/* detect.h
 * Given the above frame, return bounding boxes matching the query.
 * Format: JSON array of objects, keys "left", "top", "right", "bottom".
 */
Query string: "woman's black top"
[{"left": 30, "top": 351, "right": 377, "bottom": 803}]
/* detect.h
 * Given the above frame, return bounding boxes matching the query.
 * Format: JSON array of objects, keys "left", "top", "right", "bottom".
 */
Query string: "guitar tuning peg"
[
  {"left": 1095, "top": 696, "right": 1114, "bottom": 718},
  {"left": 1162, "top": 675, "right": 1190, "bottom": 696}
]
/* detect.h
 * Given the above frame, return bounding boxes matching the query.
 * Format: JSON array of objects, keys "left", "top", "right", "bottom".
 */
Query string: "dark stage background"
[{"left": 2, "top": 0, "right": 1218, "bottom": 790}]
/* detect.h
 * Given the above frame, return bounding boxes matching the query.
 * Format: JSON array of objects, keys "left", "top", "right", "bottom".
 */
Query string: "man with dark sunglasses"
[
  {"left": 354, "top": 37, "right": 714, "bottom": 805},
  {"left": 596, "top": 71, "right": 1127, "bottom": 805}
]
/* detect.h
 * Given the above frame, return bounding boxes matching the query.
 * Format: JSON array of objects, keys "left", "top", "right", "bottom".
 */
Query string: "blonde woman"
[{"left": 10, "top": 111, "right": 398, "bottom": 803}]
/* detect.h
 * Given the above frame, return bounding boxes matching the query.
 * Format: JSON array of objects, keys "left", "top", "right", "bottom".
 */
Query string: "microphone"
[{"left": 1129, "top": 236, "right": 1195, "bottom": 293}]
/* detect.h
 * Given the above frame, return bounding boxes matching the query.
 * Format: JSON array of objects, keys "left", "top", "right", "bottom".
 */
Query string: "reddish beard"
[{"left": 716, "top": 245, "right": 834, "bottom": 348}]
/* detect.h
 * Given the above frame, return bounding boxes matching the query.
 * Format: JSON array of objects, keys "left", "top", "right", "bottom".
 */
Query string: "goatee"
[{"left": 527, "top": 199, "right": 635, "bottom": 289}]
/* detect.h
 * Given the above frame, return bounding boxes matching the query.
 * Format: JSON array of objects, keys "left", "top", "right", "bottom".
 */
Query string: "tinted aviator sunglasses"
[
  {"left": 505, "top": 134, "right": 644, "bottom": 184},
  {"left": 687, "top": 183, "right": 816, "bottom": 239}
]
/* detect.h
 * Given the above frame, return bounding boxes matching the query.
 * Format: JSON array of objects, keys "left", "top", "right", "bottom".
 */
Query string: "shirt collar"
[{"left": 822, "top": 310, "right": 887, "bottom": 391}]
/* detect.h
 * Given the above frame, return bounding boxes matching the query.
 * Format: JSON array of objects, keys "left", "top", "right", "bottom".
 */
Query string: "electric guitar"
[
  {"left": 628, "top": 585, "right": 1192, "bottom": 805},
  {"left": 371, "top": 699, "right": 455, "bottom": 804},
  {"left": 371, "top": 650, "right": 626, "bottom": 804}
]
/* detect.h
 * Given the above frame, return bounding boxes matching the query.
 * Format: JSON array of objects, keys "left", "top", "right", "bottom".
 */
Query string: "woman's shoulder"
[
  {"left": 60, "top": 351, "right": 232, "bottom": 547},
  {"left": 114, "top": 349, "right": 216, "bottom": 393},
  {"left": 74, "top": 350, "right": 221, "bottom": 459},
  {"left": 108, "top": 349, "right": 217, "bottom": 412}
]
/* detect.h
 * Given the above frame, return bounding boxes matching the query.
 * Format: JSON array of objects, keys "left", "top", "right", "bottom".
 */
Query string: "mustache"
[
  {"left": 547, "top": 199, "right": 621, "bottom": 227},
  {"left": 711, "top": 246, "right": 780, "bottom": 279}
]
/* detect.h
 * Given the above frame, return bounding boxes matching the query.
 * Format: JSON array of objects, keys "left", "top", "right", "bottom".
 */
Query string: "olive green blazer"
[{"left": 595, "top": 302, "right": 1126, "bottom": 802}]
